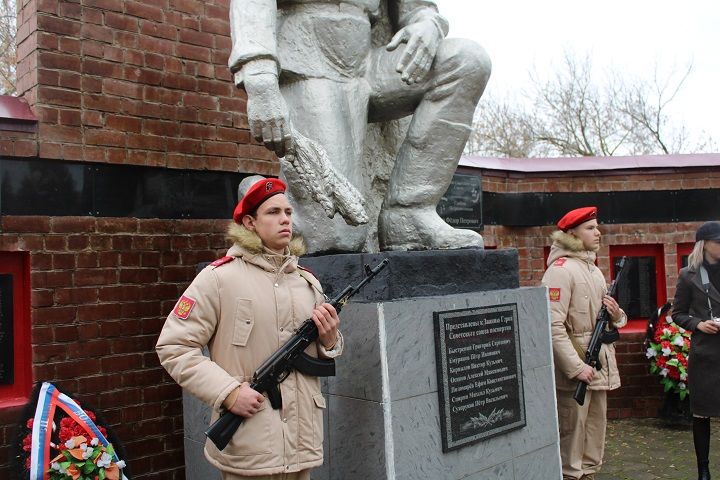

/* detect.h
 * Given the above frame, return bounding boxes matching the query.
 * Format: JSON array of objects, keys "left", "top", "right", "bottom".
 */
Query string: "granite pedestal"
[{"left": 183, "top": 248, "right": 561, "bottom": 480}]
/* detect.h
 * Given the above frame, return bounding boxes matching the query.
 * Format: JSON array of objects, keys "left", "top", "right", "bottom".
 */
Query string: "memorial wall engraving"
[
  {"left": 615, "top": 256, "right": 656, "bottom": 319},
  {"left": 0, "top": 274, "right": 14, "bottom": 384},
  {"left": 436, "top": 173, "right": 483, "bottom": 229},
  {"left": 434, "top": 303, "right": 525, "bottom": 452}
]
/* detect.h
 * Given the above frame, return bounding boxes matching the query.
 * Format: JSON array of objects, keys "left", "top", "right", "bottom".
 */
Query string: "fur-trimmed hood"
[
  {"left": 226, "top": 221, "right": 306, "bottom": 256},
  {"left": 547, "top": 230, "right": 596, "bottom": 266}
]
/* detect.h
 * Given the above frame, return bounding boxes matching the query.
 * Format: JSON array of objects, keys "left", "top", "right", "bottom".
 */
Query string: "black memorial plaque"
[
  {"left": 436, "top": 173, "right": 482, "bottom": 229},
  {"left": 615, "top": 256, "right": 656, "bottom": 319},
  {"left": 434, "top": 303, "right": 525, "bottom": 452},
  {"left": 0, "top": 274, "right": 14, "bottom": 384}
]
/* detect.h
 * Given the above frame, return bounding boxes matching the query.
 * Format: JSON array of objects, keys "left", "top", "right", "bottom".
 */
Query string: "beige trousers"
[
  {"left": 557, "top": 388, "right": 607, "bottom": 480},
  {"left": 221, "top": 470, "right": 311, "bottom": 480}
]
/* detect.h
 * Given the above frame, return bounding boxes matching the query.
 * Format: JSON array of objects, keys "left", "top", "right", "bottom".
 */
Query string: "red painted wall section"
[{"left": 0, "top": 252, "right": 32, "bottom": 408}]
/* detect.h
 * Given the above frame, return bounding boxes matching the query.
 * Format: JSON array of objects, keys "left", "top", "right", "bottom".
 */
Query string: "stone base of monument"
[{"left": 182, "top": 248, "right": 561, "bottom": 480}]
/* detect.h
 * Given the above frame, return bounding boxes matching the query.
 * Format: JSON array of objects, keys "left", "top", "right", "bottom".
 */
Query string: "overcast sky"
[{"left": 434, "top": 0, "right": 720, "bottom": 147}]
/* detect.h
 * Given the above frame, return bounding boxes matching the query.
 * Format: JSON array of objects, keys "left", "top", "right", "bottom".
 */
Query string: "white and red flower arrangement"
[
  {"left": 646, "top": 308, "right": 691, "bottom": 400},
  {"left": 16, "top": 382, "right": 128, "bottom": 480}
]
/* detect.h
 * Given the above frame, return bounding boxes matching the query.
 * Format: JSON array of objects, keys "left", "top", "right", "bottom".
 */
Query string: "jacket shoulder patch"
[
  {"left": 549, "top": 288, "right": 561, "bottom": 302},
  {"left": 553, "top": 258, "right": 567, "bottom": 267},
  {"left": 173, "top": 295, "right": 196, "bottom": 319},
  {"left": 210, "top": 256, "right": 234, "bottom": 268}
]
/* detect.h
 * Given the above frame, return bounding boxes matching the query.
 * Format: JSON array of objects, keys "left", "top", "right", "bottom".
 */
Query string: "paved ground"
[{"left": 597, "top": 418, "right": 720, "bottom": 480}]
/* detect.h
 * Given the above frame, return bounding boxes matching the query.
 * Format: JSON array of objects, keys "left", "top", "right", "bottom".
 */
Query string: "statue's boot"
[
  {"left": 378, "top": 39, "right": 491, "bottom": 251},
  {"left": 379, "top": 205, "right": 483, "bottom": 251}
]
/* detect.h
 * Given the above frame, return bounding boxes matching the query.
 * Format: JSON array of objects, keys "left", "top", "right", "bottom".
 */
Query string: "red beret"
[
  {"left": 557, "top": 206, "right": 597, "bottom": 231},
  {"left": 233, "top": 178, "right": 287, "bottom": 223}
]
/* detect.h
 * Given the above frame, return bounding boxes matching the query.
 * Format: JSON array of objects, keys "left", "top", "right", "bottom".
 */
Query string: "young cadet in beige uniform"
[
  {"left": 541, "top": 206, "right": 627, "bottom": 480},
  {"left": 156, "top": 177, "right": 343, "bottom": 480}
]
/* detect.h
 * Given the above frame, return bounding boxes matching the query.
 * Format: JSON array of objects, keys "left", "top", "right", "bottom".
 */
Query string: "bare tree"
[
  {"left": 467, "top": 53, "right": 715, "bottom": 157},
  {"left": 0, "top": 0, "right": 16, "bottom": 95}
]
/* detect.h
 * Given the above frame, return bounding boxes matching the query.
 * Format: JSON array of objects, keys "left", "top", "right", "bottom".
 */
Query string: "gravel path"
[{"left": 597, "top": 418, "right": 720, "bottom": 480}]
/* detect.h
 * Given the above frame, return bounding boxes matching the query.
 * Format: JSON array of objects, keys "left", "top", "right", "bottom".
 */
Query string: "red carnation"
[
  {"left": 22, "top": 433, "right": 32, "bottom": 452},
  {"left": 677, "top": 352, "right": 688, "bottom": 367}
]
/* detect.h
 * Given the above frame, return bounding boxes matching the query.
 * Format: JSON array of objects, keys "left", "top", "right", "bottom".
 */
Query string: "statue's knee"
[{"left": 437, "top": 38, "right": 492, "bottom": 86}]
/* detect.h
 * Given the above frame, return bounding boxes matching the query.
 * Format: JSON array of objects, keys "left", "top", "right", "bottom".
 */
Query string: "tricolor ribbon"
[{"left": 29, "top": 382, "right": 128, "bottom": 480}]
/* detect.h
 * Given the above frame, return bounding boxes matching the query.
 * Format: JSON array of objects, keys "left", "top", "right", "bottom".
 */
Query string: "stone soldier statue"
[{"left": 229, "top": 0, "right": 491, "bottom": 253}]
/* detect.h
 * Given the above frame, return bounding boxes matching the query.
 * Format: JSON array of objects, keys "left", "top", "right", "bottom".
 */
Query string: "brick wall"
[
  {"left": 481, "top": 168, "right": 720, "bottom": 296},
  {"left": 4, "top": 0, "right": 280, "bottom": 477},
  {"left": 0, "top": 216, "right": 232, "bottom": 479},
  {"left": 481, "top": 167, "right": 720, "bottom": 418},
  {"left": 607, "top": 332, "right": 666, "bottom": 419},
  {"left": 15, "top": 0, "right": 277, "bottom": 174}
]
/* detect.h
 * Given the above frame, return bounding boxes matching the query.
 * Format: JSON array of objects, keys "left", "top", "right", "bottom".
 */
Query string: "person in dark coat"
[{"left": 672, "top": 220, "right": 720, "bottom": 480}]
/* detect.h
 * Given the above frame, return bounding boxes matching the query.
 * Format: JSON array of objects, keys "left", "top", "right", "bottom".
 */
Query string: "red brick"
[
  {"left": 39, "top": 51, "right": 81, "bottom": 71},
  {"left": 14, "top": 139, "right": 39, "bottom": 157},
  {"left": 38, "top": 123, "right": 82, "bottom": 144},
  {"left": 205, "top": 3, "right": 229, "bottom": 21},
  {"left": 34, "top": 306, "right": 78, "bottom": 325},
  {"left": 74, "top": 268, "right": 117, "bottom": 286},
  {"left": 103, "top": 78, "right": 143, "bottom": 99},
  {"left": 76, "top": 303, "right": 122, "bottom": 322},
  {"left": 54, "top": 358, "right": 102, "bottom": 379},
  {"left": 58, "top": 108, "right": 82, "bottom": 126},
  {"left": 37, "top": 0, "right": 59, "bottom": 14},
  {"left": 135, "top": 68, "right": 163, "bottom": 85},
  {"left": 51, "top": 217, "right": 97, "bottom": 233},
  {"left": 37, "top": 13, "right": 82, "bottom": 36},
  {"left": 119, "top": 268, "right": 159, "bottom": 283},
  {"left": 119, "top": 251, "right": 141, "bottom": 267},
  {"left": 83, "top": 93, "right": 124, "bottom": 112},
  {"left": 96, "top": 218, "right": 138, "bottom": 233},
  {"left": 2, "top": 216, "right": 51, "bottom": 233},
  {"left": 67, "top": 235, "right": 90, "bottom": 251},
  {"left": 85, "top": 129, "right": 126, "bottom": 147},
  {"left": 138, "top": 34, "right": 173, "bottom": 55},
  {"left": 125, "top": 1, "right": 165, "bottom": 22},
  {"left": 127, "top": 132, "right": 166, "bottom": 151},
  {"left": 143, "top": 119, "right": 178, "bottom": 137},
  {"left": 54, "top": 325, "right": 80, "bottom": 342},
  {"left": 123, "top": 301, "right": 162, "bottom": 319},
  {"left": 180, "top": 28, "right": 214, "bottom": 48},
  {"left": 32, "top": 270, "right": 73, "bottom": 288},
  {"left": 101, "top": 353, "right": 143, "bottom": 371},
  {"left": 33, "top": 344, "right": 68, "bottom": 363},
  {"left": 139, "top": 20, "right": 178, "bottom": 41},
  {"left": 55, "top": 287, "right": 99, "bottom": 305},
  {"left": 170, "top": 0, "right": 203, "bottom": 15},
  {"left": 111, "top": 235, "right": 133, "bottom": 251},
  {"left": 82, "top": 58, "right": 123, "bottom": 78},
  {"left": 161, "top": 73, "right": 197, "bottom": 91},
  {"left": 32, "top": 289, "right": 54, "bottom": 307}
]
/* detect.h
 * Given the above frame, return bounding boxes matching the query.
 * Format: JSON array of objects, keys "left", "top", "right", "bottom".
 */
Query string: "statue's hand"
[
  {"left": 244, "top": 73, "right": 292, "bottom": 158},
  {"left": 386, "top": 19, "right": 442, "bottom": 85}
]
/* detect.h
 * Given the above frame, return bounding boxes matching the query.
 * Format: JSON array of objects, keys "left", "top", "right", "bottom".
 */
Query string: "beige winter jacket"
[
  {"left": 156, "top": 225, "right": 342, "bottom": 476},
  {"left": 541, "top": 231, "right": 626, "bottom": 392}
]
